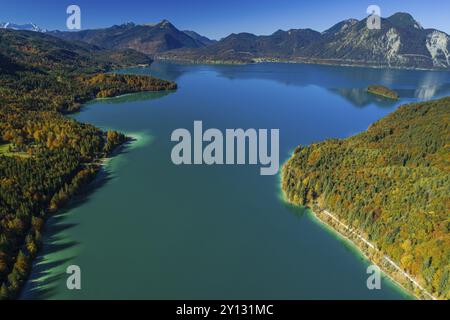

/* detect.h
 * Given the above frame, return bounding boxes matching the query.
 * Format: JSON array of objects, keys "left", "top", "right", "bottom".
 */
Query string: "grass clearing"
[{"left": 0, "top": 143, "right": 31, "bottom": 158}]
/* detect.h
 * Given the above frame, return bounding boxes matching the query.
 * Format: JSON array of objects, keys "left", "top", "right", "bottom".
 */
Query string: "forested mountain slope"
[
  {"left": 282, "top": 97, "right": 450, "bottom": 299},
  {"left": 51, "top": 20, "right": 208, "bottom": 55}
]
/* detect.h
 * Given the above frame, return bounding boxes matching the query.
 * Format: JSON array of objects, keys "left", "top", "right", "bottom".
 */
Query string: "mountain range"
[
  {"left": 4, "top": 12, "right": 450, "bottom": 70},
  {"left": 0, "top": 28, "right": 153, "bottom": 75},
  {"left": 161, "top": 13, "right": 450, "bottom": 70},
  {"left": 0, "top": 22, "right": 47, "bottom": 32},
  {"left": 50, "top": 20, "right": 214, "bottom": 55}
]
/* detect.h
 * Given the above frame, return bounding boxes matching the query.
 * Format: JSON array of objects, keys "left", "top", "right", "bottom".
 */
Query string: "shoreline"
[
  {"left": 155, "top": 56, "right": 450, "bottom": 72},
  {"left": 18, "top": 136, "right": 128, "bottom": 300},
  {"left": 15, "top": 82, "right": 156, "bottom": 300},
  {"left": 366, "top": 91, "right": 399, "bottom": 100},
  {"left": 20, "top": 129, "right": 147, "bottom": 300},
  {"left": 280, "top": 183, "right": 437, "bottom": 300},
  {"left": 311, "top": 208, "right": 434, "bottom": 300}
]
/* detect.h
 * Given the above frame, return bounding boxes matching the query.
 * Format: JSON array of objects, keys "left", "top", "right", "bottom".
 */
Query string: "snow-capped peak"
[{"left": 0, "top": 22, "right": 47, "bottom": 32}]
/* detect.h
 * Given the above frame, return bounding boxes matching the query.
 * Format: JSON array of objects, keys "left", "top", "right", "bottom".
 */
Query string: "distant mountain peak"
[
  {"left": 0, "top": 22, "right": 47, "bottom": 32},
  {"left": 157, "top": 19, "right": 175, "bottom": 28},
  {"left": 52, "top": 19, "right": 206, "bottom": 55},
  {"left": 387, "top": 12, "right": 423, "bottom": 30},
  {"left": 141, "top": 19, "right": 173, "bottom": 28}
]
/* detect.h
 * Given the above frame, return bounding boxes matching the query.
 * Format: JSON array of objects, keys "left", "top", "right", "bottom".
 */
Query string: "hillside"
[
  {"left": 160, "top": 13, "right": 450, "bottom": 70},
  {"left": 183, "top": 30, "right": 217, "bottom": 46},
  {"left": 0, "top": 29, "right": 176, "bottom": 299},
  {"left": 0, "top": 28, "right": 154, "bottom": 74},
  {"left": 282, "top": 97, "right": 450, "bottom": 299},
  {"left": 50, "top": 20, "right": 208, "bottom": 55}
]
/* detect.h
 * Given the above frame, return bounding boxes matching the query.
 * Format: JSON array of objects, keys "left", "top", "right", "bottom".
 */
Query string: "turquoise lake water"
[{"left": 22, "top": 62, "right": 450, "bottom": 299}]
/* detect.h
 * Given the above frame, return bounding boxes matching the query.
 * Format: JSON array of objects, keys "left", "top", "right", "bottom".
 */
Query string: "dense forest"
[
  {"left": 282, "top": 97, "right": 450, "bottom": 299},
  {"left": 0, "top": 29, "right": 176, "bottom": 299}
]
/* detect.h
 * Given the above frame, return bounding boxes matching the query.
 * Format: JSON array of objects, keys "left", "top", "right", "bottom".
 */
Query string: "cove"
[{"left": 21, "top": 61, "right": 450, "bottom": 299}]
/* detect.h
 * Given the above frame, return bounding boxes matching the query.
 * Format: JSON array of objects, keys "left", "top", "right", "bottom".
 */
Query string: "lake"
[{"left": 22, "top": 62, "right": 450, "bottom": 299}]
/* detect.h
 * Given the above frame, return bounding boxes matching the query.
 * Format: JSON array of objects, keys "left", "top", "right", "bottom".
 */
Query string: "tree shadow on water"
[
  {"left": 21, "top": 249, "right": 79, "bottom": 300},
  {"left": 21, "top": 162, "right": 117, "bottom": 300},
  {"left": 24, "top": 259, "right": 73, "bottom": 300}
]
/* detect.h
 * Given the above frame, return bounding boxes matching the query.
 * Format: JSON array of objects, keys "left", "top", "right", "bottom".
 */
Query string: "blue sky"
[{"left": 1, "top": 0, "right": 449, "bottom": 39}]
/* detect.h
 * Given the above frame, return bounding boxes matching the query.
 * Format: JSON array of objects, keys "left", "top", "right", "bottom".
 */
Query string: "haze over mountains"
[{"left": 4, "top": 12, "right": 450, "bottom": 70}]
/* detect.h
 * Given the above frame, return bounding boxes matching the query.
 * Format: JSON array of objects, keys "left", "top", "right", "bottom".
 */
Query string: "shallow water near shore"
[{"left": 22, "top": 61, "right": 450, "bottom": 299}]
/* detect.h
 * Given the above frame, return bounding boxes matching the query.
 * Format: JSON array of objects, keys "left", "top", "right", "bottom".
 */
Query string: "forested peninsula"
[
  {"left": 0, "top": 29, "right": 176, "bottom": 299},
  {"left": 282, "top": 97, "right": 450, "bottom": 300}
]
